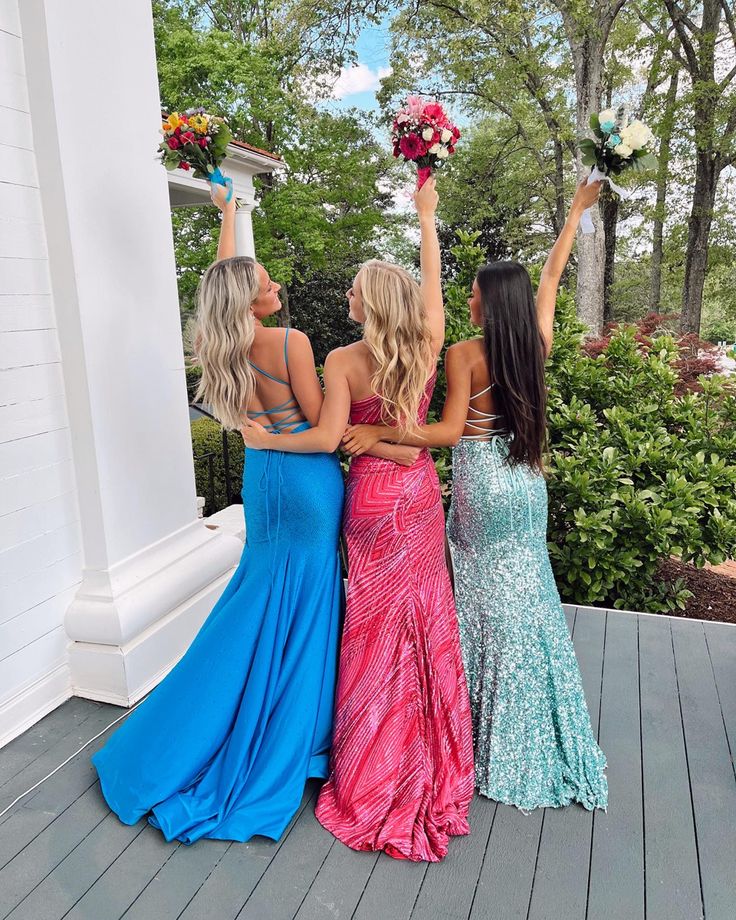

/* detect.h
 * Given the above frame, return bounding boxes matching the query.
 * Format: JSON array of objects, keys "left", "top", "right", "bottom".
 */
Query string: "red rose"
[
  {"left": 452, "top": 126, "right": 461, "bottom": 139},
  {"left": 181, "top": 131, "right": 196, "bottom": 144},
  {"left": 180, "top": 161, "right": 191, "bottom": 170},
  {"left": 392, "top": 143, "right": 401, "bottom": 158},
  {"left": 198, "top": 137, "right": 208, "bottom": 147},
  {"left": 448, "top": 145, "right": 455, "bottom": 154},
  {"left": 167, "top": 136, "right": 181, "bottom": 149},
  {"left": 399, "top": 133, "right": 425, "bottom": 160}
]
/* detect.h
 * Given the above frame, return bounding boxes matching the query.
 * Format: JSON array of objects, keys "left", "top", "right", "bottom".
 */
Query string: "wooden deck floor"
[{"left": 0, "top": 606, "right": 734, "bottom": 920}]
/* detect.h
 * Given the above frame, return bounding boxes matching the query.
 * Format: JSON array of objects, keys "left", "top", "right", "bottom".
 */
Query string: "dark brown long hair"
[{"left": 476, "top": 261, "right": 547, "bottom": 471}]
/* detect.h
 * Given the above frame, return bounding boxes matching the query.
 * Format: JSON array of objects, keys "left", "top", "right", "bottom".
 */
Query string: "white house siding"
[{"left": 0, "top": 0, "right": 79, "bottom": 747}]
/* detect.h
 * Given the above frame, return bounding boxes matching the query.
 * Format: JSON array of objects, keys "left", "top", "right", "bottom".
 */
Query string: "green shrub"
[
  {"left": 546, "top": 296, "right": 736, "bottom": 612},
  {"left": 190, "top": 418, "right": 244, "bottom": 515}
]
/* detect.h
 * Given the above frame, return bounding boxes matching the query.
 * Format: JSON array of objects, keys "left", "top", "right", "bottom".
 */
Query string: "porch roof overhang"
[{"left": 166, "top": 139, "right": 282, "bottom": 209}]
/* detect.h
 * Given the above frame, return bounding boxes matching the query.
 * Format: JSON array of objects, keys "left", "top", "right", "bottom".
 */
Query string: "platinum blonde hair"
[
  {"left": 359, "top": 259, "right": 434, "bottom": 434},
  {"left": 193, "top": 256, "right": 259, "bottom": 430}
]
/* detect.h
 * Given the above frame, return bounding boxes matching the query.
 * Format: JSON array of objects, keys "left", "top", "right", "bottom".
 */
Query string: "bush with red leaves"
[{"left": 581, "top": 313, "right": 719, "bottom": 393}]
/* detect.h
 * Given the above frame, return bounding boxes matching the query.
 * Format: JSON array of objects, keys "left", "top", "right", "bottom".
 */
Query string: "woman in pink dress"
[{"left": 243, "top": 177, "right": 474, "bottom": 862}]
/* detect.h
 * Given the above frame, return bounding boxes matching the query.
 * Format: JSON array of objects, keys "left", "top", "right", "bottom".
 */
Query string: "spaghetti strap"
[{"left": 246, "top": 330, "right": 303, "bottom": 433}]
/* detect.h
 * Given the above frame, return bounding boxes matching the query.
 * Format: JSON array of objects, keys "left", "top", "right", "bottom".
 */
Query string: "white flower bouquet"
[{"left": 578, "top": 105, "right": 657, "bottom": 233}]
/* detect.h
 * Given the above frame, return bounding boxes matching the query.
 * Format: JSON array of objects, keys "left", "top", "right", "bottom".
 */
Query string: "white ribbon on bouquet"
[{"left": 580, "top": 166, "right": 630, "bottom": 235}]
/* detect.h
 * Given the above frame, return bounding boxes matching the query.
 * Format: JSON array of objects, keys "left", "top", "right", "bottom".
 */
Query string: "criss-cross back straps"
[
  {"left": 461, "top": 381, "right": 507, "bottom": 440},
  {"left": 247, "top": 329, "right": 303, "bottom": 433}
]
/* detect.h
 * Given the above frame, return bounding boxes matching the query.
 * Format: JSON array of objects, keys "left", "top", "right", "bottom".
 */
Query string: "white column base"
[{"left": 66, "top": 521, "right": 243, "bottom": 705}]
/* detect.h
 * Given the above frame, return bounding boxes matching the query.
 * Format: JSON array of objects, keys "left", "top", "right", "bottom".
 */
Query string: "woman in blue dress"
[{"left": 91, "top": 189, "right": 418, "bottom": 844}]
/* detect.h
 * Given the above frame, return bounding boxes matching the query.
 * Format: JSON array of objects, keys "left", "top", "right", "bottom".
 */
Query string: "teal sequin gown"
[{"left": 447, "top": 437, "right": 608, "bottom": 812}]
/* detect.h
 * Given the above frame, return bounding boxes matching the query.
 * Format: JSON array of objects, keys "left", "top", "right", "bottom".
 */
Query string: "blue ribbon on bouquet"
[
  {"left": 209, "top": 166, "right": 234, "bottom": 204},
  {"left": 580, "top": 166, "right": 629, "bottom": 235}
]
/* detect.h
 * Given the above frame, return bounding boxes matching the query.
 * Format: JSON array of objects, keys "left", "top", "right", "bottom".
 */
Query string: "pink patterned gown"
[{"left": 315, "top": 375, "right": 475, "bottom": 862}]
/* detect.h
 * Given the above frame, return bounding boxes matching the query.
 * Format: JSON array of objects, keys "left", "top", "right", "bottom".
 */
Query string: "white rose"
[
  {"left": 397, "top": 113, "right": 409, "bottom": 124},
  {"left": 614, "top": 142, "right": 633, "bottom": 157},
  {"left": 422, "top": 127, "right": 434, "bottom": 141},
  {"left": 437, "top": 147, "right": 449, "bottom": 159},
  {"left": 623, "top": 120, "right": 652, "bottom": 150},
  {"left": 598, "top": 108, "right": 616, "bottom": 125},
  {"left": 441, "top": 128, "right": 452, "bottom": 143},
  {"left": 428, "top": 143, "right": 441, "bottom": 155}
]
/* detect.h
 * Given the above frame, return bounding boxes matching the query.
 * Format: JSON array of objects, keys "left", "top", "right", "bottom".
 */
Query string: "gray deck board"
[
  {"left": 639, "top": 615, "right": 703, "bottom": 920},
  {"left": 704, "top": 621, "right": 736, "bottom": 779},
  {"left": 0, "top": 608, "right": 733, "bottom": 920},
  {"left": 587, "top": 609, "right": 645, "bottom": 920},
  {"left": 236, "top": 791, "right": 336, "bottom": 920},
  {"left": 178, "top": 786, "right": 317, "bottom": 920},
  {"left": 0, "top": 697, "right": 97, "bottom": 786},
  {"left": 528, "top": 608, "right": 605, "bottom": 920},
  {"left": 351, "top": 853, "right": 428, "bottom": 920},
  {"left": 410, "top": 794, "right": 496, "bottom": 920},
  {"left": 672, "top": 618, "right": 736, "bottom": 920},
  {"left": 469, "top": 804, "right": 544, "bottom": 919},
  {"left": 0, "top": 712, "right": 128, "bottom": 871}
]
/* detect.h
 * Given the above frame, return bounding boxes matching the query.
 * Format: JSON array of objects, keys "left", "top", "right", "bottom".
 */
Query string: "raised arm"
[
  {"left": 211, "top": 183, "right": 236, "bottom": 261},
  {"left": 415, "top": 177, "right": 444, "bottom": 355},
  {"left": 242, "top": 349, "right": 351, "bottom": 453},
  {"left": 536, "top": 178, "right": 602, "bottom": 356},
  {"left": 342, "top": 343, "right": 472, "bottom": 453}
]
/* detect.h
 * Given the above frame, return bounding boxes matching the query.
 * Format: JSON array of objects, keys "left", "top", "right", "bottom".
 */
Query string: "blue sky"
[{"left": 321, "top": 19, "right": 393, "bottom": 113}]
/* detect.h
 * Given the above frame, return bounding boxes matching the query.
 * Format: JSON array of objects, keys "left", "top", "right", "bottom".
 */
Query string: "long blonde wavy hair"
[
  {"left": 359, "top": 259, "right": 434, "bottom": 434},
  {"left": 193, "top": 256, "right": 259, "bottom": 430}
]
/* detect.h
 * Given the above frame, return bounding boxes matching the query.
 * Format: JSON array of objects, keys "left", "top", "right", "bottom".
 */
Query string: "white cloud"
[{"left": 330, "top": 63, "right": 392, "bottom": 100}]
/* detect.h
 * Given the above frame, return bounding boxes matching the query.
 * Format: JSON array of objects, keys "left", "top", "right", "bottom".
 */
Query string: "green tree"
[{"left": 154, "top": 0, "right": 403, "bottom": 331}]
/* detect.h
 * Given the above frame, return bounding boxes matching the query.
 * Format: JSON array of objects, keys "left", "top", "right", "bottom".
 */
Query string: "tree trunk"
[
  {"left": 571, "top": 39, "right": 606, "bottom": 334},
  {"left": 277, "top": 279, "right": 291, "bottom": 328},
  {"left": 601, "top": 184, "right": 619, "bottom": 325},
  {"left": 552, "top": 137, "right": 566, "bottom": 236},
  {"left": 649, "top": 67, "right": 679, "bottom": 313},
  {"left": 680, "top": 151, "right": 718, "bottom": 333}
]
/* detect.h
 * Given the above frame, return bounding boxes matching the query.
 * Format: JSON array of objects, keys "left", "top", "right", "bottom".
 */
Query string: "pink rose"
[
  {"left": 167, "top": 136, "right": 181, "bottom": 149},
  {"left": 406, "top": 96, "right": 425, "bottom": 118}
]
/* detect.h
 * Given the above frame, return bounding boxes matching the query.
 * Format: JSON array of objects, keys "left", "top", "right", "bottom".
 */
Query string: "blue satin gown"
[{"left": 92, "top": 331, "right": 345, "bottom": 844}]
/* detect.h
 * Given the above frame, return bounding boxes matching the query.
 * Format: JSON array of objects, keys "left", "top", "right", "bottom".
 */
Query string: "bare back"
[
  {"left": 245, "top": 327, "right": 310, "bottom": 433},
  {"left": 455, "top": 338, "right": 505, "bottom": 440},
  {"left": 340, "top": 340, "right": 437, "bottom": 405}
]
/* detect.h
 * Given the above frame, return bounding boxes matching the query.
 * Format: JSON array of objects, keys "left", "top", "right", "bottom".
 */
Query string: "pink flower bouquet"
[{"left": 391, "top": 97, "right": 460, "bottom": 188}]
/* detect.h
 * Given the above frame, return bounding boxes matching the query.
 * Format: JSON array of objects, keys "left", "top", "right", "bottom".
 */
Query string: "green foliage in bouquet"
[{"left": 546, "top": 296, "right": 736, "bottom": 613}]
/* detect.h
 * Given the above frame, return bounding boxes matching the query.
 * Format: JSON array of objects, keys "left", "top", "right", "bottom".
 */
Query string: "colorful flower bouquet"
[
  {"left": 577, "top": 105, "right": 657, "bottom": 233},
  {"left": 158, "top": 110, "right": 236, "bottom": 204},
  {"left": 391, "top": 96, "right": 460, "bottom": 188}
]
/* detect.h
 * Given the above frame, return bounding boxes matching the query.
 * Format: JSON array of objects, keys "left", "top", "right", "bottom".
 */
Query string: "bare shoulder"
[
  {"left": 324, "top": 345, "right": 352, "bottom": 370},
  {"left": 284, "top": 327, "right": 313, "bottom": 353},
  {"left": 446, "top": 337, "right": 484, "bottom": 364}
]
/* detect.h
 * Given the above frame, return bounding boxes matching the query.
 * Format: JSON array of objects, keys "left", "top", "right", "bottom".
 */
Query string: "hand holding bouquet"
[
  {"left": 158, "top": 109, "right": 237, "bottom": 206},
  {"left": 392, "top": 96, "right": 460, "bottom": 189},
  {"left": 577, "top": 105, "right": 657, "bottom": 233}
]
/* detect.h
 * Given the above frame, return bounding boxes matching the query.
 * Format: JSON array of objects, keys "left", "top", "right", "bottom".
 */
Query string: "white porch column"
[
  {"left": 19, "top": 0, "right": 242, "bottom": 705},
  {"left": 235, "top": 205, "right": 256, "bottom": 257}
]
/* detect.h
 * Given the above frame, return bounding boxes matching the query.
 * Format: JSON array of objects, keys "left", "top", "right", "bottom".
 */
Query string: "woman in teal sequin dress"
[{"left": 343, "top": 180, "right": 608, "bottom": 812}]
